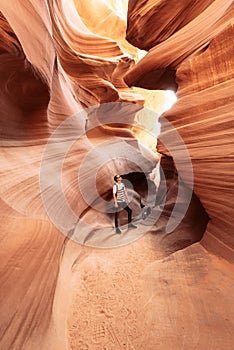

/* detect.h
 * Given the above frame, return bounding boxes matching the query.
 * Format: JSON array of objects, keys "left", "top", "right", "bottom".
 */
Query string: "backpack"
[{"left": 142, "top": 206, "right": 152, "bottom": 220}]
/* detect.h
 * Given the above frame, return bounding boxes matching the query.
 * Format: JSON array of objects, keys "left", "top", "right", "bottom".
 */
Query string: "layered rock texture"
[
  {"left": 125, "top": 0, "right": 234, "bottom": 262},
  {"left": 0, "top": 1, "right": 233, "bottom": 350}
]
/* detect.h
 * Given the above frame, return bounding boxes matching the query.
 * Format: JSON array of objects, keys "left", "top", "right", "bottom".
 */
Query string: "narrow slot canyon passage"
[
  {"left": 59, "top": 138, "right": 212, "bottom": 350},
  {"left": 0, "top": 1, "right": 234, "bottom": 350}
]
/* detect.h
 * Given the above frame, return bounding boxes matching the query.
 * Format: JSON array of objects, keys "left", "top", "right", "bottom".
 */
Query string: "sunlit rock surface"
[
  {"left": 0, "top": 1, "right": 233, "bottom": 349},
  {"left": 124, "top": 0, "right": 233, "bottom": 90},
  {"left": 158, "top": 8, "right": 234, "bottom": 263}
]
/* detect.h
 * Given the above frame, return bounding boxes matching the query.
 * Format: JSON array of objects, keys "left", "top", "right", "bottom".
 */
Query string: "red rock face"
[
  {"left": 158, "top": 7, "right": 234, "bottom": 262},
  {"left": 0, "top": 1, "right": 233, "bottom": 350},
  {"left": 126, "top": 0, "right": 234, "bottom": 262},
  {"left": 124, "top": 0, "right": 233, "bottom": 89},
  {"left": 126, "top": 0, "right": 215, "bottom": 50}
]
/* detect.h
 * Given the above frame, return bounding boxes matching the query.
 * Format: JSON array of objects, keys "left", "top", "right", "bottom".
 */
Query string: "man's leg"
[
  {"left": 114, "top": 209, "right": 119, "bottom": 228},
  {"left": 124, "top": 204, "right": 137, "bottom": 229},
  {"left": 114, "top": 204, "right": 122, "bottom": 233},
  {"left": 124, "top": 205, "right": 132, "bottom": 224}
]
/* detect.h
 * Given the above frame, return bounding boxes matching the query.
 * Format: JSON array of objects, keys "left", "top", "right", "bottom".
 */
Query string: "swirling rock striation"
[
  {"left": 0, "top": 1, "right": 233, "bottom": 350},
  {"left": 125, "top": 0, "right": 234, "bottom": 262},
  {"left": 124, "top": 0, "right": 233, "bottom": 90},
  {"left": 158, "top": 14, "right": 234, "bottom": 262}
]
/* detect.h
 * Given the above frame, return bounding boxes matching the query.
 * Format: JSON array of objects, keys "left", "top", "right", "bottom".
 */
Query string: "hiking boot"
[
  {"left": 115, "top": 227, "right": 121, "bottom": 234},
  {"left": 128, "top": 223, "right": 137, "bottom": 229}
]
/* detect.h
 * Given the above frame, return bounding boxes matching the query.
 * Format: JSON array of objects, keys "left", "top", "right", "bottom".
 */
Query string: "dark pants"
[{"left": 114, "top": 202, "right": 132, "bottom": 228}]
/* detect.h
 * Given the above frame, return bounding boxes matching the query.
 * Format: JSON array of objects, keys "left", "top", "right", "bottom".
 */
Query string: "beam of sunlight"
[{"left": 132, "top": 89, "right": 177, "bottom": 151}]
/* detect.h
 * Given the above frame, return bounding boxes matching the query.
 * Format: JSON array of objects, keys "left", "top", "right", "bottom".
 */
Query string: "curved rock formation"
[
  {"left": 0, "top": 1, "right": 233, "bottom": 349},
  {"left": 158, "top": 6, "right": 234, "bottom": 263},
  {"left": 126, "top": 0, "right": 215, "bottom": 50},
  {"left": 125, "top": 0, "right": 234, "bottom": 262},
  {"left": 124, "top": 0, "right": 233, "bottom": 90}
]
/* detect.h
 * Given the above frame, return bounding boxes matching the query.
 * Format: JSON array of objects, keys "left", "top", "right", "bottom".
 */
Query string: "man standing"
[{"left": 113, "top": 175, "right": 137, "bottom": 233}]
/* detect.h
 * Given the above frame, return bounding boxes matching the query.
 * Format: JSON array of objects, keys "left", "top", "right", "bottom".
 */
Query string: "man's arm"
[{"left": 113, "top": 185, "right": 118, "bottom": 207}]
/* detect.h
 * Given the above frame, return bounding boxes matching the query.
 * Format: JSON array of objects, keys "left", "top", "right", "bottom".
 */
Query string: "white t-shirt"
[{"left": 113, "top": 182, "right": 126, "bottom": 202}]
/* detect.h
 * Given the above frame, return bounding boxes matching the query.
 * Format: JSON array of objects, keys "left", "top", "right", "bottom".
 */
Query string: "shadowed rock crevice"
[
  {"left": 121, "top": 156, "right": 209, "bottom": 254},
  {"left": 86, "top": 152, "right": 209, "bottom": 254},
  {"left": 125, "top": 66, "right": 178, "bottom": 91},
  {"left": 0, "top": 1, "right": 233, "bottom": 349},
  {"left": 156, "top": 154, "right": 209, "bottom": 253},
  {"left": 0, "top": 13, "right": 50, "bottom": 143}
]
